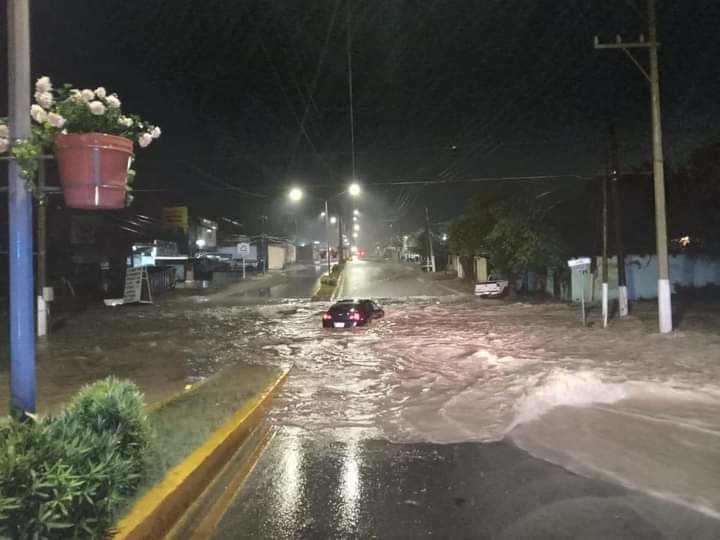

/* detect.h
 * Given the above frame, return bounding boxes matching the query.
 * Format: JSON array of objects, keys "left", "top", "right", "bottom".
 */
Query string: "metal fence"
[{"left": 147, "top": 266, "right": 177, "bottom": 295}]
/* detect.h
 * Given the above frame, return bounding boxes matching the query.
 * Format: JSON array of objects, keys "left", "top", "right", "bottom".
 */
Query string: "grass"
[
  {"left": 312, "top": 262, "right": 345, "bottom": 301},
  {"left": 312, "top": 281, "right": 338, "bottom": 301},
  {"left": 118, "top": 362, "right": 281, "bottom": 515}
]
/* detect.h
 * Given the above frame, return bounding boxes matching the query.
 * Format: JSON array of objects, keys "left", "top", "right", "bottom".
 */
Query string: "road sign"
[
  {"left": 162, "top": 206, "right": 189, "bottom": 233},
  {"left": 567, "top": 257, "right": 591, "bottom": 268},
  {"left": 237, "top": 242, "right": 251, "bottom": 256},
  {"left": 123, "top": 267, "right": 153, "bottom": 304},
  {"left": 567, "top": 258, "right": 590, "bottom": 326}
]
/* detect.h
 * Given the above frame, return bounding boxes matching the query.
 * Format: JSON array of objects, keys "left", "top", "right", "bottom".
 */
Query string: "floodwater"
[{"left": 1, "top": 264, "right": 719, "bottom": 521}]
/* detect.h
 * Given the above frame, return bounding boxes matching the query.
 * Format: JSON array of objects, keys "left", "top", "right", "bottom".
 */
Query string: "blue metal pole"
[{"left": 8, "top": 0, "right": 36, "bottom": 416}]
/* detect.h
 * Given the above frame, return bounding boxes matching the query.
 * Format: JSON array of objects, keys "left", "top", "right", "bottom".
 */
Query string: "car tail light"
[{"left": 322, "top": 313, "right": 332, "bottom": 320}]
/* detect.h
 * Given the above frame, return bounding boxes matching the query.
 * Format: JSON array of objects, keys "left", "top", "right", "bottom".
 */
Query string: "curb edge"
[{"left": 114, "top": 368, "right": 290, "bottom": 540}]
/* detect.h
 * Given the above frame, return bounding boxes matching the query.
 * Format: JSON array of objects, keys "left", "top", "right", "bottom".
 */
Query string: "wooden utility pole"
[
  {"left": 609, "top": 125, "right": 628, "bottom": 316},
  {"left": 425, "top": 207, "right": 436, "bottom": 272},
  {"left": 37, "top": 162, "right": 48, "bottom": 337},
  {"left": 594, "top": 0, "right": 672, "bottom": 333},
  {"left": 601, "top": 171, "right": 609, "bottom": 328}
]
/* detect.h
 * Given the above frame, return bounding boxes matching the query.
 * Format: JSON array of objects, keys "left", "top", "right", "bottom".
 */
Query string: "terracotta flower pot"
[{"left": 54, "top": 133, "right": 134, "bottom": 210}]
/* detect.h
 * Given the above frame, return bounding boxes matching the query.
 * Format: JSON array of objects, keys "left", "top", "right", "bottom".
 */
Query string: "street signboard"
[
  {"left": 237, "top": 242, "right": 251, "bottom": 256},
  {"left": 123, "top": 267, "right": 153, "bottom": 304},
  {"left": 567, "top": 257, "right": 591, "bottom": 268},
  {"left": 567, "top": 258, "right": 591, "bottom": 326},
  {"left": 162, "top": 206, "right": 189, "bottom": 233}
]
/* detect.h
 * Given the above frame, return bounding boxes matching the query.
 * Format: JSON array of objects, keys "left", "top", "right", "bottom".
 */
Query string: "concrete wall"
[
  {"left": 570, "top": 254, "right": 720, "bottom": 303},
  {"left": 268, "top": 245, "right": 286, "bottom": 270}
]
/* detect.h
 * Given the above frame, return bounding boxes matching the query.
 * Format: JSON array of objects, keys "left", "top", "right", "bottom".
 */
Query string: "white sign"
[
  {"left": 237, "top": 242, "right": 251, "bottom": 255},
  {"left": 123, "top": 267, "right": 153, "bottom": 304},
  {"left": 567, "top": 257, "right": 592, "bottom": 268}
]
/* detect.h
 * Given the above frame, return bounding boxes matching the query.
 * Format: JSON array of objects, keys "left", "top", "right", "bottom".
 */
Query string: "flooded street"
[{"left": 3, "top": 260, "right": 720, "bottom": 535}]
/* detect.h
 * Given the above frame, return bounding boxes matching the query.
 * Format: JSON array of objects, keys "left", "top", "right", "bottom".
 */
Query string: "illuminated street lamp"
[
  {"left": 287, "top": 184, "right": 360, "bottom": 274},
  {"left": 353, "top": 216, "right": 358, "bottom": 222},
  {"left": 353, "top": 209, "right": 360, "bottom": 216},
  {"left": 288, "top": 187, "right": 303, "bottom": 202},
  {"left": 353, "top": 223, "right": 360, "bottom": 232},
  {"left": 352, "top": 232, "right": 358, "bottom": 239}
]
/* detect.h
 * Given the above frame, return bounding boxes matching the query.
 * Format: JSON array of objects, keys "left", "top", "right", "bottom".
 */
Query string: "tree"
[{"left": 449, "top": 192, "right": 567, "bottom": 285}]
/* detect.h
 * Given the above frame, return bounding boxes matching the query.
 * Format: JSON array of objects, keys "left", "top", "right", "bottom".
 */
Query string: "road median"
[
  {"left": 113, "top": 368, "right": 289, "bottom": 540},
  {"left": 312, "top": 262, "right": 345, "bottom": 301}
]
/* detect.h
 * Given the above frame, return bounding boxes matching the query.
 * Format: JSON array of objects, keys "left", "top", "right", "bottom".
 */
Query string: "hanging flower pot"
[
  {"left": 54, "top": 132, "right": 134, "bottom": 209},
  {"left": 0, "top": 76, "right": 160, "bottom": 208}
]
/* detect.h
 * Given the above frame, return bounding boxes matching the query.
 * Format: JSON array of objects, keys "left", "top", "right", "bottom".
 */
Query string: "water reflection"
[
  {"left": 278, "top": 428, "right": 303, "bottom": 527},
  {"left": 338, "top": 434, "right": 362, "bottom": 530}
]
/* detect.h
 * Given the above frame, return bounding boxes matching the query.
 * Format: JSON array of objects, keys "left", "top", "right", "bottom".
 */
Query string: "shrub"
[
  {"left": 0, "top": 377, "right": 151, "bottom": 539},
  {"left": 320, "top": 276, "right": 338, "bottom": 286}
]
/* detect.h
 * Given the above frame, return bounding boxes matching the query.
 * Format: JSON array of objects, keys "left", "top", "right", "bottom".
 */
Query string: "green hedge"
[{"left": 0, "top": 377, "right": 151, "bottom": 539}]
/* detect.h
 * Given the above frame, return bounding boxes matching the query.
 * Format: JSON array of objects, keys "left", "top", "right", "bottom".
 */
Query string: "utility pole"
[
  {"left": 8, "top": 0, "right": 36, "bottom": 415},
  {"left": 324, "top": 200, "right": 331, "bottom": 274},
  {"left": 337, "top": 214, "right": 344, "bottom": 263},
  {"left": 425, "top": 207, "right": 436, "bottom": 273},
  {"left": 258, "top": 214, "right": 267, "bottom": 274},
  {"left": 594, "top": 0, "right": 672, "bottom": 333},
  {"left": 609, "top": 125, "right": 628, "bottom": 317},
  {"left": 37, "top": 162, "right": 48, "bottom": 337},
  {"left": 601, "top": 169, "right": 609, "bottom": 328}
]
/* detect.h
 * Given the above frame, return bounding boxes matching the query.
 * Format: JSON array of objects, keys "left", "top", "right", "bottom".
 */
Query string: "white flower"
[
  {"left": 35, "top": 76, "right": 52, "bottom": 93},
  {"left": 47, "top": 112, "right": 66, "bottom": 129},
  {"left": 106, "top": 94, "right": 121, "bottom": 108},
  {"left": 69, "top": 89, "right": 83, "bottom": 102},
  {"left": 81, "top": 89, "right": 95, "bottom": 101},
  {"left": 94, "top": 87, "right": 107, "bottom": 99},
  {"left": 34, "top": 91, "right": 53, "bottom": 109},
  {"left": 88, "top": 100, "right": 106, "bottom": 115},
  {"left": 31, "top": 104, "right": 48, "bottom": 123},
  {"left": 0, "top": 125, "right": 8, "bottom": 138},
  {"left": 0, "top": 138, "right": 9, "bottom": 153},
  {"left": 138, "top": 132, "right": 153, "bottom": 148},
  {"left": 118, "top": 115, "right": 133, "bottom": 127},
  {"left": 150, "top": 126, "right": 161, "bottom": 139}
]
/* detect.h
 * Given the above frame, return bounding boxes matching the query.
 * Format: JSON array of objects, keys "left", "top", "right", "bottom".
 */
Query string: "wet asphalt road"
[
  {"left": 211, "top": 429, "right": 718, "bottom": 540},
  {"left": 210, "top": 261, "right": 719, "bottom": 539},
  {"left": 338, "top": 259, "right": 461, "bottom": 298}
]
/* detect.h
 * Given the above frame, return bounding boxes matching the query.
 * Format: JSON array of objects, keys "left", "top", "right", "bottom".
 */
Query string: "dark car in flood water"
[{"left": 322, "top": 299, "right": 385, "bottom": 328}]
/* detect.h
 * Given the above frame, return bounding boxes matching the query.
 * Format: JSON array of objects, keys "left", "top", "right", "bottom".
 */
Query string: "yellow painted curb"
[{"left": 114, "top": 369, "right": 289, "bottom": 540}]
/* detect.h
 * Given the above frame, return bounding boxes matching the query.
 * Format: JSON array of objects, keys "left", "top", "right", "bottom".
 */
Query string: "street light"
[
  {"left": 352, "top": 232, "right": 358, "bottom": 239},
  {"left": 288, "top": 187, "right": 303, "bottom": 202},
  {"left": 353, "top": 209, "right": 360, "bottom": 216},
  {"left": 353, "top": 216, "right": 358, "bottom": 222},
  {"left": 287, "top": 184, "right": 360, "bottom": 274},
  {"left": 353, "top": 223, "right": 360, "bottom": 232}
]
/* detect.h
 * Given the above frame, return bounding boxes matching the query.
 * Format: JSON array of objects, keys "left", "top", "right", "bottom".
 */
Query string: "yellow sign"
[{"left": 162, "top": 207, "right": 188, "bottom": 233}]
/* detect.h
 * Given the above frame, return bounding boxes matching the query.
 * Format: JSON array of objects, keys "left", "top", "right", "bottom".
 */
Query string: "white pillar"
[
  {"left": 658, "top": 279, "right": 672, "bottom": 332},
  {"left": 618, "top": 285, "right": 628, "bottom": 317},
  {"left": 601, "top": 283, "right": 608, "bottom": 328},
  {"left": 37, "top": 296, "right": 47, "bottom": 337}
]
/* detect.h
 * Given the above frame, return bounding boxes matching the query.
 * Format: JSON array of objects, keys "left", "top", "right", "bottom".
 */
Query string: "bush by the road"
[
  {"left": 320, "top": 275, "right": 338, "bottom": 286},
  {"left": 0, "top": 377, "right": 151, "bottom": 539}
]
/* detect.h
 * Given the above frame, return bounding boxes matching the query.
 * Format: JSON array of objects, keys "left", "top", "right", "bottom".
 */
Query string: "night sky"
[{"left": 3, "top": 0, "right": 720, "bottom": 242}]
